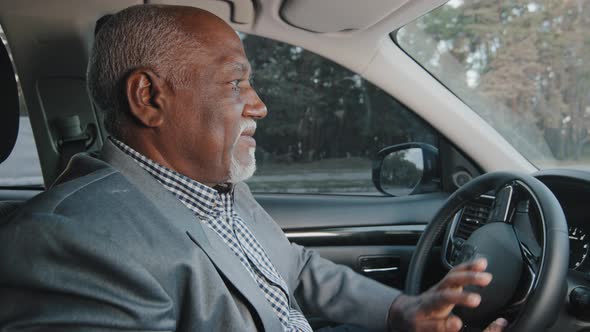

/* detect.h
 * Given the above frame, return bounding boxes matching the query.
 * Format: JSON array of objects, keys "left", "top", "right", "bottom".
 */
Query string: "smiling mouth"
[
  {"left": 241, "top": 128, "right": 256, "bottom": 137},
  {"left": 238, "top": 135, "right": 256, "bottom": 148},
  {"left": 239, "top": 120, "right": 257, "bottom": 137},
  {"left": 240, "top": 129, "right": 256, "bottom": 137},
  {"left": 237, "top": 120, "right": 257, "bottom": 148}
]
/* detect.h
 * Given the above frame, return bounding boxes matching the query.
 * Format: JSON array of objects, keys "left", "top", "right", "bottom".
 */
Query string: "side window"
[
  {"left": 242, "top": 34, "right": 437, "bottom": 195},
  {"left": 0, "top": 27, "right": 43, "bottom": 188}
]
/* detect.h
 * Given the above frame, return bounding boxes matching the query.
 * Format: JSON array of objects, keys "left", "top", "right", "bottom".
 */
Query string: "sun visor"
[
  {"left": 280, "top": 0, "right": 409, "bottom": 33},
  {"left": 147, "top": 0, "right": 254, "bottom": 24}
]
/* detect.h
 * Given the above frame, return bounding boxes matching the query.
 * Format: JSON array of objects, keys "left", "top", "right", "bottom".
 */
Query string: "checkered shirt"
[{"left": 111, "top": 138, "right": 312, "bottom": 332}]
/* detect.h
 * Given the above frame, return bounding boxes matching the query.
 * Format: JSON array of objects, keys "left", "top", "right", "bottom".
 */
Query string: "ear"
[{"left": 125, "top": 69, "right": 170, "bottom": 128}]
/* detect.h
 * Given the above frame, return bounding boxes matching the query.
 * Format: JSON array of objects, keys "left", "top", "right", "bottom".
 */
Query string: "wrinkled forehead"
[{"left": 216, "top": 54, "right": 252, "bottom": 78}]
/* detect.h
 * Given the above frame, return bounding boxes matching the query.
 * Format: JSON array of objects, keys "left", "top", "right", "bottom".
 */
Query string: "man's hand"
[{"left": 387, "top": 258, "right": 508, "bottom": 332}]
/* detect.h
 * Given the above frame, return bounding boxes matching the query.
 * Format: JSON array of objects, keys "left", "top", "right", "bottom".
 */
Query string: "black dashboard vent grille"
[{"left": 454, "top": 202, "right": 492, "bottom": 240}]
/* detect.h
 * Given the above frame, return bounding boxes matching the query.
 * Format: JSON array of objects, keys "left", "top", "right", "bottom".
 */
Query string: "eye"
[
  {"left": 229, "top": 77, "right": 254, "bottom": 93},
  {"left": 230, "top": 79, "right": 242, "bottom": 92}
]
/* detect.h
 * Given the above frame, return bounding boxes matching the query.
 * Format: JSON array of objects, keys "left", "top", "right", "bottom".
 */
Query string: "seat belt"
[{"left": 55, "top": 115, "right": 96, "bottom": 172}]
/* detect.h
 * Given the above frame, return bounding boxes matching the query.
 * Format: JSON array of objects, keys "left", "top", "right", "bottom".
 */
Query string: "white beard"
[
  {"left": 229, "top": 147, "right": 256, "bottom": 183},
  {"left": 228, "top": 120, "right": 257, "bottom": 183}
]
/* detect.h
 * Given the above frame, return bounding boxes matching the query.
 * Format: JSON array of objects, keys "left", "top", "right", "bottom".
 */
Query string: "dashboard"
[
  {"left": 536, "top": 169, "right": 590, "bottom": 275},
  {"left": 442, "top": 169, "right": 590, "bottom": 330},
  {"left": 444, "top": 169, "right": 590, "bottom": 275}
]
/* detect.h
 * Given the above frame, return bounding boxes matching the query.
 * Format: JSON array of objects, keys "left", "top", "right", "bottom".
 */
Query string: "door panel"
[
  {"left": 255, "top": 192, "right": 448, "bottom": 229},
  {"left": 254, "top": 192, "right": 450, "bottom": 290},
  {"left": 0, "top": 189, "right": 41, "bottom": 201},
  {"left": 306, "top": 245, "right": 415, "bottom": 289}
]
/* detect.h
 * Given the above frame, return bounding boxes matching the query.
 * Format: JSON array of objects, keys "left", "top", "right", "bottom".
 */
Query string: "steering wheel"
[{"left": 405, "top": 171, "right": 569, "bottom": 331}]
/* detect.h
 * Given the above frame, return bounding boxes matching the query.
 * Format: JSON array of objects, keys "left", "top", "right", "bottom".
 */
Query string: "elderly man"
[{"left": 0, "top": 5, "right": 507, "bottom": 332}]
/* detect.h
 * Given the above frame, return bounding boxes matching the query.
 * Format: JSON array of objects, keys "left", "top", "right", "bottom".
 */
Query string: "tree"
[{"left": 398, "top": 0, "right": 590, "bottom": 162}]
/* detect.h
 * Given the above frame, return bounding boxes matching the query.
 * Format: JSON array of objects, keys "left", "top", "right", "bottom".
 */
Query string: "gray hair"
[{"left": 87, "top": 5, "right": 197, "bottom": 135}]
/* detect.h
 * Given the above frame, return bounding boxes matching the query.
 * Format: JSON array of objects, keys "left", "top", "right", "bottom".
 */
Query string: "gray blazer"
[{"left": 0, "top": 140, "right": 399, "bottom": 331}]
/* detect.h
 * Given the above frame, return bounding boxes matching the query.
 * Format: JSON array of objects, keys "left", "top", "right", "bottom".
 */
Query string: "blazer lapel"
[
  {"left": 233, "top": 184, "right": 301, "bottom": 300},
  {"left": 186, "top": 224, "right": 285, "bottom": 332},
  {"left": 100, "top": 140, "right": 284, "bottom": 332}
]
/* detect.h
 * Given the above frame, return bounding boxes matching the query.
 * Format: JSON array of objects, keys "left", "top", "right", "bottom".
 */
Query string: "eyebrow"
[{"left": 221, "top": 60, "right": 251, "bottom": 76}]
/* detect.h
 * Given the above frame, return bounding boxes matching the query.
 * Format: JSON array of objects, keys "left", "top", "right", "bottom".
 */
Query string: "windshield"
[{"left": 396, "top": 0, "right": 590, "bottom": 170}]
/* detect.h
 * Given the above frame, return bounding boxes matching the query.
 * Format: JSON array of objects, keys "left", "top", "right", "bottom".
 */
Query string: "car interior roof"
[{"left": 0, "top": 0, "right": 534, "bottom": 188}]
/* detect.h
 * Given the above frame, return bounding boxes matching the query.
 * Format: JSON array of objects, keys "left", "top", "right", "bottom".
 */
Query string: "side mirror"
[{"left": 372, "top": 143, "right": 439, "bottom": 196}]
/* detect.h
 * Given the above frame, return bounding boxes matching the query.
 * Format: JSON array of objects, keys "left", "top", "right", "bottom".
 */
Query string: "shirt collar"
[{"left": 109, "top": 137, "right": 234, "bottom": 218}]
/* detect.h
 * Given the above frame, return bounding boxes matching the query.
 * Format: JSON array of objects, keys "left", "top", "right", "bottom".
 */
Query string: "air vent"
[{"left": 454, "top": 202, "right": 492, "bottom": 240}]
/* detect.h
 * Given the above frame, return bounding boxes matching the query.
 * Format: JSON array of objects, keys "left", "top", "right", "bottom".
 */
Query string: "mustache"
[{"left": 239, "top": 120, "right": 257, "bottom": 135}]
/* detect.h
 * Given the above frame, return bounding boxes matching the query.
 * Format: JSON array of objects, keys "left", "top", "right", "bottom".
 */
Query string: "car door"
[{"left": 241, "top": 34, "right": 481, "bottom": 296}]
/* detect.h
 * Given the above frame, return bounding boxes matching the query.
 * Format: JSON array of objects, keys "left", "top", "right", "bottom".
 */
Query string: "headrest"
[{"left": 0, "top": 41, "right": 19, "bottom": 164}]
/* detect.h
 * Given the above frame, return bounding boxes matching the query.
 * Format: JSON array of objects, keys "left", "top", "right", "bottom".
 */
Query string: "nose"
[{"left": 243, "top": 89, "right": 268, "bottom": 120}]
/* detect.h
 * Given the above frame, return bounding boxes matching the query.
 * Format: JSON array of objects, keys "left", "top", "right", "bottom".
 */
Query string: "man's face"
[{"left": 162, "top": 11, "right": 267, "bottom": 185}]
